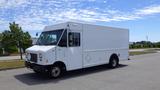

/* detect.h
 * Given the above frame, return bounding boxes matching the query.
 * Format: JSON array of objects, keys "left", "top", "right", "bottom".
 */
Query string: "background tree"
[
  {"left": 1, "top": 30, "right": 17, "bottom": 54},
  {"left": 9, "top": 22, "right": 24, "bottom": 59},
  {"left": 0, "top": 22, "right": 32, "bottom": 58},
  {"left": 9, "top": 22, "right": 32, "bottom": 59},
  {"left": 0, "top": 33, "right": 2, "bottom": 41},
  {"left": 130, "top": 41, "right": 160, "bottom": 49},
  {"left": 21, "top": 32, "right": 32, "bottom": 52},
  {"left": 0, "top": 33, "right": 2, "bottom": 54}
]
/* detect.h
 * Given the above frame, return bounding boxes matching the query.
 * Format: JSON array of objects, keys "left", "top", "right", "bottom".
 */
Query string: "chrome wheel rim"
[
  {"left": 51, "top": 67, "right": 61, "bottom": 77},
  {"left": 112, "top": 59, "right": 117, "bottom": 67}
]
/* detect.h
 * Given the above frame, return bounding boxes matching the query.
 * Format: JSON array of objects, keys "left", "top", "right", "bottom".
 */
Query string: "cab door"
[
  {"left": 67, "top": 32, "right": 83, "bottom": 70},
  {"left": 56, "top": 29, "right": 68, "bottom": 64}
]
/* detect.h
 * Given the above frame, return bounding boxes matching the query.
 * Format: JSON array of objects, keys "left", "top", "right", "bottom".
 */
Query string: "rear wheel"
[{"left": 109, "top": 55, "right": 119, "bottom": 68}]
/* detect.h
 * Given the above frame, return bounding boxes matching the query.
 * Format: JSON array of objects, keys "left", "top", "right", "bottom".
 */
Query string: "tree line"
[
  {"left": 0, "top": 22, "right": 32, "bottom": 56},
  {"left": 130, "top": 41, "right": 160, "bottom": 49}
]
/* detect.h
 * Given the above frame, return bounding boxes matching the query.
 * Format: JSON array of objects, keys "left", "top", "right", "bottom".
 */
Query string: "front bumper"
[{"left": 25, "top": 61, "right": 51, "bottom": 72}]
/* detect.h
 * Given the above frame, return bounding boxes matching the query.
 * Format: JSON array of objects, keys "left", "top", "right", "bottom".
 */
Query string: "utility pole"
[
  {"left": 146, "top": 35, "right": 150, "bottom": 48},
  {"left": 146, "top": 35, "right": 148, "bottom": 41}
]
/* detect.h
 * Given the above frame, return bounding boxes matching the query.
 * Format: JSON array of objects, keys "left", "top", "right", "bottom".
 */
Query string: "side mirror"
[{"left": 36, "top": 32, "right": 39, "bottom": 36}]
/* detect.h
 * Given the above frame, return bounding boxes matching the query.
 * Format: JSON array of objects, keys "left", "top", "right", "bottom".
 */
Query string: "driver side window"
[
  {"left": 58, "top": 30, "right": 67, "bottom": 47},
  {"left": 68, "top": 32, "right": 80, "bottom": 47}
]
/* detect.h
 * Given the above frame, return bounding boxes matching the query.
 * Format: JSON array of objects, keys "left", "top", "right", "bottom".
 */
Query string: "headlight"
[
  {"left": 25, "top": 53, "right": 31, "bottom": 60},
  {"left": 25, "top": 53, "right": 28, "bottom": 58}
]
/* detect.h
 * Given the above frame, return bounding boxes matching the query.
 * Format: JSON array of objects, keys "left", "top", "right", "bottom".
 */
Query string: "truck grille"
[{"left": 30, "top": 53, "right": 37, "bottom": 63}]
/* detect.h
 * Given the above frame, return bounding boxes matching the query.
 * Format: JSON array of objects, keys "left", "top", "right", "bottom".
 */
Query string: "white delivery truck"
[{"left": 25, "top": 21, "right": 129, "bottom": 78}]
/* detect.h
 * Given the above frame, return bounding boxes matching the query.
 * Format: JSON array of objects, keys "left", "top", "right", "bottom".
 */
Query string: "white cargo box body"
[
  {"left": 26, "top": 21, "right": 129, "bottom": 75},
  {"left": 82, "top": 24, "right": 129, "bottom": 67}
]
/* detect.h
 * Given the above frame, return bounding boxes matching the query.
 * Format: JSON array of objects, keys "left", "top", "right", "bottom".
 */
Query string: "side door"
[
  {"left": 56, "top": 29, "right": 68, "bottom": 65},
  {"left": 67, "top": 32, "right": 83, "bottom": 70}
]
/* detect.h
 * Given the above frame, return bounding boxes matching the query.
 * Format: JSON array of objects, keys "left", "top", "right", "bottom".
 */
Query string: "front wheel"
[
  {"left": 48, "top": 65, "right": 62, "bottom": 78},
  {"left": 109, "top": 56, "right": 119, "bottom": 68}
]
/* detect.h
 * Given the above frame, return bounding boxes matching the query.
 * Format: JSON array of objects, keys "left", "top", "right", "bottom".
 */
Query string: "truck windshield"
[{"left": 36, "top": 29, "right": 63, "bottom": 45}]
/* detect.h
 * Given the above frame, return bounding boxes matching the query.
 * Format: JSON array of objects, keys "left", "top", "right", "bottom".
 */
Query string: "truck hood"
[{"left": 26, "top": 45, "right": 56, "bottom": 53}]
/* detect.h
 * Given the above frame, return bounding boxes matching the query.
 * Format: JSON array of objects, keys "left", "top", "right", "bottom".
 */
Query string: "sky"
[{"left": 0, "top": 0, "right": 160, "bottom": 42}]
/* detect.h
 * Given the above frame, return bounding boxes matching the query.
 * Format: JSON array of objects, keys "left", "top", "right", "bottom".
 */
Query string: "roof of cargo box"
[{"left": 44, "top": 21, "right": 128, "bottom": 31}]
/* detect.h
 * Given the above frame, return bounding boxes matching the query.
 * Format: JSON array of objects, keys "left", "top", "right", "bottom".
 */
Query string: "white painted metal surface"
[{"left": 25, "top": 21, "right": 129, "bottom": 71}]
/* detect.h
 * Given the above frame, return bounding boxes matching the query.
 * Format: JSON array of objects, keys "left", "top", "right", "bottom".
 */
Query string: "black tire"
[
  {"left": 48, "top": 65, "right": 63, "bottom": 78},
  {"left": 109, "top": 55, "right": 119, "bottom": 68}
]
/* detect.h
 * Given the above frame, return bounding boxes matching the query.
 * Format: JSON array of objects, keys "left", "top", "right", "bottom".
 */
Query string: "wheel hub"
[
  {"left": 51, "top": 67, "right": 61, "bottom": 77},
  {"left": 112, "top": 59, "right": 117, "bottom": 67}
]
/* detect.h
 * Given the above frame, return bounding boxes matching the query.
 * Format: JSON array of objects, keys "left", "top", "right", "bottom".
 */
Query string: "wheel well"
[
  {"left": 53, "top": 61, "right": 66, "bottom": 71},
  {"left": 109, "top": 54, "right": 119, "bottom": 62}
]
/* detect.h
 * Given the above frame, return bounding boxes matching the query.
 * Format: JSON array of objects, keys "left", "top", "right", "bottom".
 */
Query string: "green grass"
[
  {"left": 0, "top": 60, "right": 25, "bottom": 70},
  {"left": 130, "top": 51, "right": 157, "bottom": 56}
]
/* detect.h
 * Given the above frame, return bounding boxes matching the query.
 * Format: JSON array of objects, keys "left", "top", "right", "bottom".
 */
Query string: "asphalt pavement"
[{"left": 0, "top": 53, "right": 160, "bottom": 90}]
